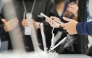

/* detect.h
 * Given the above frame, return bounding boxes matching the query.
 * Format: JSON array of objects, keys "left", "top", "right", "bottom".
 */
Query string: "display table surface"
[{"left": 0, "top": 52, "right": 91, "bottom": 58}]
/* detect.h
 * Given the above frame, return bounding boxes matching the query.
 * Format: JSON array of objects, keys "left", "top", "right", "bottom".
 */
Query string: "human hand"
[
  {"left": 46, "top": 16, "right": 61, "bottom": 28},
  {"left": 61, "top": 17, "right": 78, "bottom": 35},
  {"left": 22, "top": 19, "right": 28, "bottom": 27},
  {"left": 22, "top": 19, "right": 40, "bottom": 29},
  {"left": 68, "top": 2, "right": 78, "bottom": 17},
  {"left": 2, "top": 18, "right": 19, "bottom": 32}
]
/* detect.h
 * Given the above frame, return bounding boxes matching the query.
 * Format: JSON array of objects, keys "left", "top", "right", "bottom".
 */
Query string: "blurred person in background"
[
  {"left": 22, "top": 0, "right": 79, "bottom": 54},
  {"left": 46, "top": 0, "right": 89, "bottom": 54},
  {"left": 46, "top": 0, "right": 78, "bottom": 54},
  {"left": 0, "top": 0, "right": 53, "bottom": 52}
]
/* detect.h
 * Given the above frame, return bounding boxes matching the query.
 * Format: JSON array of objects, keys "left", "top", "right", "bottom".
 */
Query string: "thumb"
[
  {"left": 1, "top": 19, "right": 7, "bottom": 25},
  {"left": 60, "top": 23, "right": 65, "bottom": 27},
  {"left": 63, "top": 17, "right": 71, "bottom": 22}
]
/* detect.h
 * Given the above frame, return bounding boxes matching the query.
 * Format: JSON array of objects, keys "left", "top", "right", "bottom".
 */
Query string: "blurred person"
[
  {"left": 45, "top": 0, "right": 78, "bottom": 38},
  {"left": 46, "top": 0, "right": 78, "bottom": 54},
  {"left": 22, "top": 0, "right": 69, "bottom": 51},
  {"left": 46, "top": 0, "right": 78, "bottom": 28},
  {"left": 60, "top": 0, "right": 90, "bottom": 35},
  {"left": 68, "top": 2, "right": 78, "bottom": 17},
  {"left": 22, "top": 0, "right": 77, "bottom": 53},
  {"left": 47, "top": 0, "right": 91, "bottom": 55},
  {"left": 46, "top": 0, "right": 89, "bottom": 54},
  {"left": 0, "top": 0, "right": 53, "bottom": 51},
  {"left": 14, "top": 0, "right": 79, "bottom": 53},
  {"left": 1, "top": 19, "right": 19, "bottom": 32},
  {"left": 45, "top": 0, "right": 79, "bottom": 34}
]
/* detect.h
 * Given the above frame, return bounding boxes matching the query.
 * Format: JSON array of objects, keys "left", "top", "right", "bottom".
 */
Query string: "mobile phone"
[{"left": 40, "top": 13, "right": 64, "bottom": 24}]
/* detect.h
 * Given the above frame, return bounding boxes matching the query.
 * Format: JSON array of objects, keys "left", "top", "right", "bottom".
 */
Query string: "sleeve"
[{"left": 76, "top": 21, "right": 92, "bottom": 35}]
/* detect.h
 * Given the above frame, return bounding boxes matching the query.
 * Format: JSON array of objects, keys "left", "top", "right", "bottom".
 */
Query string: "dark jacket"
[{"left": 0, "top": 0, "right": 53, "bottom": 51}]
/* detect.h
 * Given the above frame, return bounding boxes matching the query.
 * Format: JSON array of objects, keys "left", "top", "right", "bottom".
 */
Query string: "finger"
[
  {"left": 1, "top": 19, "right": 7, "bottom": 25},
  {"left": 63, "top": 17, "right": 72, "bottom": 22},
  {"left": 22, "top": 23, "right": 24, "bottom": 26},
  {"left": 50, "top": 16, "right": 54, "bottom": 18},
  {"left": 48, "top": 19, "right": 52, "bottom": 24},
  {"left": 68, "top": 4, "right": 77, "bottom": 8},
  {"left": 22, "top": 19, "right": 27, "bottom": 22},
  {"left": 22, "top": 22, "right": 26, "bottom": 26},
  {"left": 60, "top": 23, "right": 65, "bottom": 27},
  {"left": 68, "top": 8, "right": 75, "bottom": 13},
  {"left": 50, "top": 22, "right": 54, "bottom": 27},
  {"left": 23, "top": 24, "right": 28, "bottom": 27},
  {"left": 50, "top": 16, "right": 57, "bottom": 20},
  {"left": 22, "top": 21, "right": 24, "bottom": 25},
  {"left": 46, "top": 19, "right": 48, "bottom": 22},
  {"left": 22, "top": 19, "right": 25, "bottom": 23},
  {"left": 24, "top": 22, "right": 28, "bottom": 25},
  {"left": 69, "top": 5, "right": 78, "bottom": 10},
  {"left": 68, "top": 7, "right": 75, "bottom": 10},
  {"left": 50, "top": 16, "right": 58, "bottom": 20},
  {"left": 22, "top": 23, "right": 27, "bottom": 27},
  {"left": 50, "top": 16, "right": 55, "bottom": 20},
  {"left": 2, "top": 19, "right": 6, "bottom": 23},
  {"left": 49, "top": 20, "right": 55, "bottom": 27},
  {"left": 22, "top": 19, "right": 27, "bottom": 24},
  {"left": 50, "top": 17, "right": 61, "bottom": 23},
  {"left": 51, "top": 21, "right": 57, "bottom": 28}
]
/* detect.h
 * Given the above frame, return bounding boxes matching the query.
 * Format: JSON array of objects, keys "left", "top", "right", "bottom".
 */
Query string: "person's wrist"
[{"left": 76, "top": 22, "right": 79, "bottom": 34}]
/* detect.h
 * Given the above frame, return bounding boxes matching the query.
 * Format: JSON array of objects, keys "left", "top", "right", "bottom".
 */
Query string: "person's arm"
[{"left": 76, "top": 21, "right": 92, "bottom": 35}]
